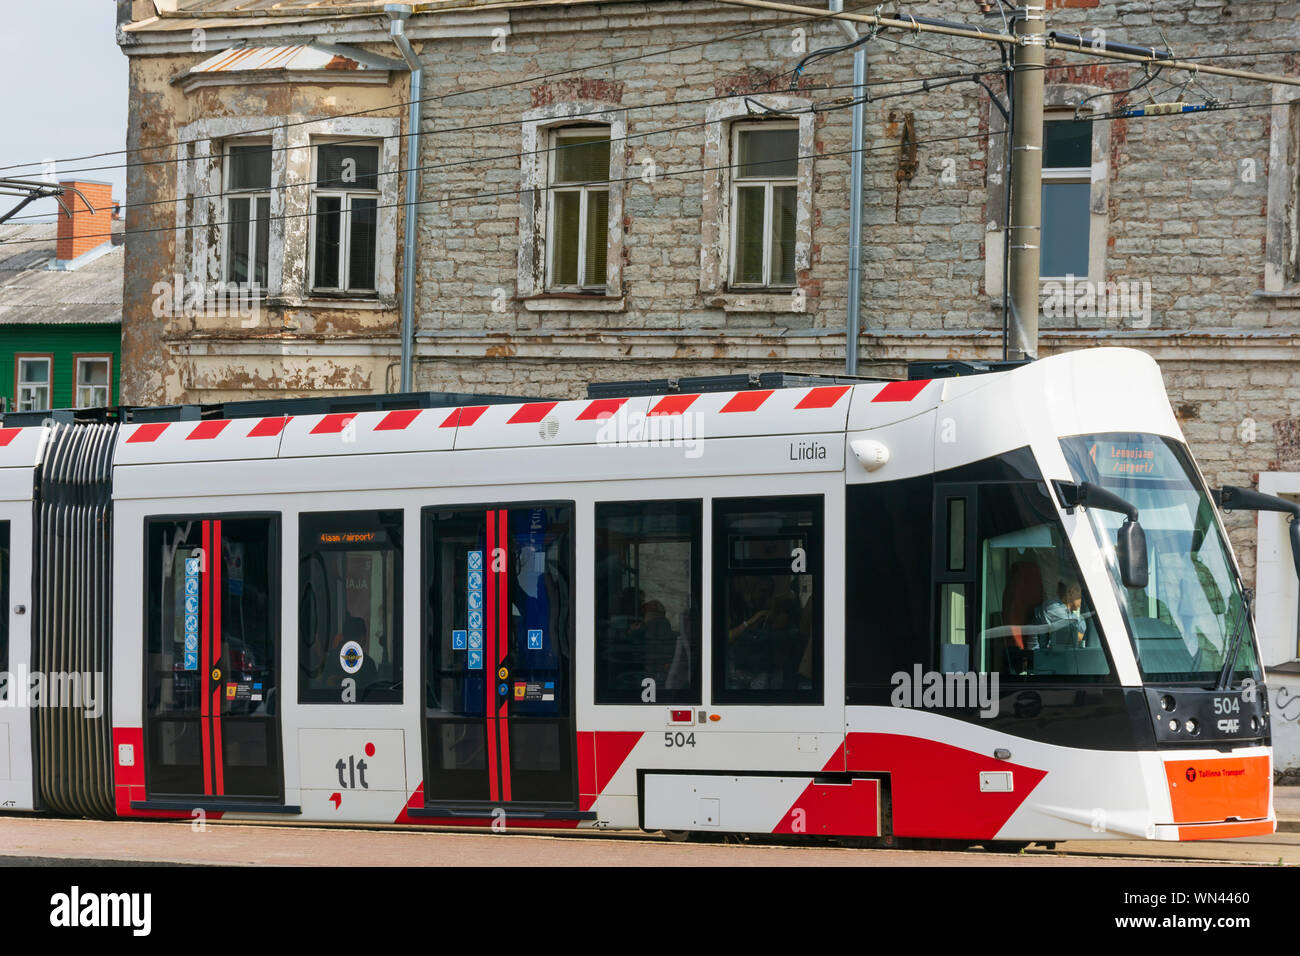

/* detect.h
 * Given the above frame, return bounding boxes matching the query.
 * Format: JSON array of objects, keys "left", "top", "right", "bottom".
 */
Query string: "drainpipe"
[
  {"left": 830, "top": 0, "right": 866, "bottom": 375},
  {"left": 387, "top": 4, "right": 421, "bottom": 393}
]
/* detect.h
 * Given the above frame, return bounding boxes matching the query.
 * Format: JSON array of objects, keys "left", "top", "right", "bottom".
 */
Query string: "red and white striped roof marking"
[
  {"left": 507, "top": 402, "right": 559, "bottom": 425},
  {"left": 719, "top": 390, "right": 773, "bottom": 414},
  {"left": 440, "top": 405, "right": 488, "bottom": 428},
  {"left": 0, "top": 428, "right": 21, "bottom": 448},
  {"left": 186, "top": 419, "right": 231, "bottom": 441},
  {"left": 126, "top": 423, "right": 169, "bottom": 444},
  {"left": 795, "top": 385, "right": 852, "bottom": 409},
  {"left": 248, "top": 416, "right": 291, "bottom": 438},
  {"left": 647, "top": 394, "right": 699, "bottom": 417},
  {"left": 872, "top": 379, "right": 931, "bottom": 403},
  {"left": 575, "top": 398, "right": 628, "bottom": 421},
  {"left": 310, "top": 413, "right": 357, "bottom": 435},
  {"left": 375, "top": 409, "right": 421, "bottom": 432}
]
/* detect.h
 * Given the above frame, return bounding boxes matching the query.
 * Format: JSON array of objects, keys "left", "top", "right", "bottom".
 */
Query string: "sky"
[{"left": 0, "top": 0, "right": 128, "bottom": 220}]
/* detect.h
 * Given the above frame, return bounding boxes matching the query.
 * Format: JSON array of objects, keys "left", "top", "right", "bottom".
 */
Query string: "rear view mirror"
[
  {"left": 1116, "top": 519, "right": 1148, "bottom": 590},
  {"left": 1217, "top": 485, "right": 1300, "bottom": 583}
]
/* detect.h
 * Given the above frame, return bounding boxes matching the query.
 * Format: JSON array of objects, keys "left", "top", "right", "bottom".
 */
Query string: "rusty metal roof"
[
  {"left": 177, "top": 41, "right": 406, "bottom": 78},
  {"left": 0, "top": 224, "right": 123, "bottom": 327}
]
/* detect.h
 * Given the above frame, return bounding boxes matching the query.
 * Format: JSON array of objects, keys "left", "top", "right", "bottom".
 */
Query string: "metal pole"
[
  {"left": 1008, "top": 4, "right": 1045, "bottom": 360},
  {"left": 830, "top": 0, "right": 866, "bottom": 376},
  {"left": 387, "top": 5, "right": 422, "bottom": 393}
]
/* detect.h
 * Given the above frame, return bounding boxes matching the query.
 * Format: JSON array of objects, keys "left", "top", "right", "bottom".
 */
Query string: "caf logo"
[{"left": 1185, "top": 767, "right": 1197, "bottom": 783}]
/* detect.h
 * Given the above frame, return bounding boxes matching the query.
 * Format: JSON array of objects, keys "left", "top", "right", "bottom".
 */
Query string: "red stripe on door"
[
  {"left": 212, "top": 519, "right": 224, "bottom": 796},
  {"left": 485, "top": 511, "right": 499, "bottom": 804},
  {"left": 310, "top": 413, "right": 357, "bottom": 435},
  {"left": 872, "top": 379, "right": 931, "bottom": 403},
  {"left": 497, "top": 509, "right": 511, "bottom": 804},
  {"left": 648, "top": 394, "right": 698, "bottom": 416},
  {"left": 507, "top": 402, "right": 558, "bottom": 425},
  {"left": 794, "top": 385, "right": 851, "bottom": 409},
  {"left": 127, "top": 423, "right": 169, "bottom": 443},
  {"left": 719, "top": 390, "right": 773, "bottom": 413},
  {"left": 248, "top": 416, "right": 290, "bottom": 438},
  {"left": 375, "top": 409, "right": 421, "bottom": 431},
  {"left": 200, "top": 521, "right": 212, "bottom": 795},
  {"left": 187, "top": 419, "right": 230, "bottom": 441}
]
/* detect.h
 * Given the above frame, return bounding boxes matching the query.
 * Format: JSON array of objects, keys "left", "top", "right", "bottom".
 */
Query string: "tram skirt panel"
[{"left": 32, "top": 423, "right": 116, "bottom": 818}]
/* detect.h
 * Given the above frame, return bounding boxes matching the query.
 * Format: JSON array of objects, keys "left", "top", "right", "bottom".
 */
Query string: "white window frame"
[
  {"left": 1039, "top": 113, "right": 1094, "bottom": 282},
  {"left": 16, "top": 356, "right": 51, "bottom": 412},
  {"left": 222, "top": 139, "right": 273, "bottom": 288},
  {"left": 728, "top": 121, "right": 799, "bottom": 290},
  {"left": 73, "top": 355, "right": 112, "bottom": 409},
  {"left": 308, "top": 139, "right": 383, "bottom": 296},
  {"left": 545, "top": 125, "right": 612, "bottom": 293},
  {"left": 700, "top": 95, "right": 813, "bottom": 314}
]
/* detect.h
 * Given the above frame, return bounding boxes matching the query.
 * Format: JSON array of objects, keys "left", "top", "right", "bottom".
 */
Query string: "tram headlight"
[
  {"left": 1160, "top": 695, "right": 1176, "bottom": 712},
  {"left": 1168, "top": 718, "right": 1179, "bottom": 731},
  {"left": 1184, "top": 718, "right": 1199, "bottom": 735},
  {"left": 1250, "top": 716, "right": 1259, "bottom": 732}
]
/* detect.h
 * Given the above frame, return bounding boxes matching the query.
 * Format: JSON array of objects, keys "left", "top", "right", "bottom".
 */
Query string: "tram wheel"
[{"left": 661, "top": 829, "right": 692, "bottom": 843}]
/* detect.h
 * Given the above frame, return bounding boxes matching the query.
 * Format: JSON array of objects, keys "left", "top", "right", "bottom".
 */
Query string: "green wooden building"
[{"left": 0, "top": 220, "right": 122, "bottom": 413}]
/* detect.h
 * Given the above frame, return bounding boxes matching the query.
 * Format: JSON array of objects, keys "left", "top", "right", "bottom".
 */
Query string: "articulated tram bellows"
[{"left": 32, "top": 423, "right": 116, "bottom": 818}]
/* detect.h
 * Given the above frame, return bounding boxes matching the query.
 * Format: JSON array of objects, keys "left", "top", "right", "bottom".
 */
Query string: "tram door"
[
  {"left": 143, "top": 515, "right": 283, "bottom": 803},
  {"left": 422, "top": 504, "right": 576, "bottom": 810},
  {"left": 0, "top": 514, "right": 30, "bottom": 810}
]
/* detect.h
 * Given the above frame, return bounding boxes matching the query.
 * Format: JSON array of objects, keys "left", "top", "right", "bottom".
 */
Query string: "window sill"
[
  {"left": 522, "top": 294, "right": 625, "bottom": 313},
  {"left": 705, "top": 290, "right": 811, "bottom": 314},
  {"left": 1252, "top": 286, "right": 1300, "bottom": 300}
]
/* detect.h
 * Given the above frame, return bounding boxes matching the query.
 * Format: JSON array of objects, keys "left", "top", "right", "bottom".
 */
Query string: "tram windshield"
[{"left": 1059, "top": 433, "right": 1259, "bottom": 684}]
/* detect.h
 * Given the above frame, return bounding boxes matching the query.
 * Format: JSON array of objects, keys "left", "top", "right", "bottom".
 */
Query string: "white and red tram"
[{"left": 0, "top": 347, "right": 1276, "bottom": 843}]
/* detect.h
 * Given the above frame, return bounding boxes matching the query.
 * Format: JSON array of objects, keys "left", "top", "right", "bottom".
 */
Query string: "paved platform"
[
  {"left": 1276, "top": 785, "right": 1300, "bottom": 832},
  {"left": 0, "top": 816, "right": 1290, "bottom": 867}
]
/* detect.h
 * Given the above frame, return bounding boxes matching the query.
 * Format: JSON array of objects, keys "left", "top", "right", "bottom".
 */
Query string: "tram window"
[
  {"left": 713, "top": 496, "right": 822, "bottom": 705},
  {"left": 845, "top": 477, "right": 933, "bottom": 703},
  {"left": 975, "top": 483, "right": 1113, "bottom": 680},
  {"left": 595, "top": 500, "right": 702, "bottom": 704},
  {"left": 299, "top": 511, "right": 403, "bottom": 704}
]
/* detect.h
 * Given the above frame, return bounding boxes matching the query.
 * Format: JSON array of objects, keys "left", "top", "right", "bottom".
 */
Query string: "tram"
[{"left": 0, "top": 347, "right": 1279, "bottom": 842}]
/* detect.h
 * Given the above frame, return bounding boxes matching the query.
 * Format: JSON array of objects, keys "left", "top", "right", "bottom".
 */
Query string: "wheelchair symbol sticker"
[
  {"left": 468, "top": 551, "right": 483, "bottom": 571},
  {"left": 452, "top": 629, "right": 467, "bottom": 650}
]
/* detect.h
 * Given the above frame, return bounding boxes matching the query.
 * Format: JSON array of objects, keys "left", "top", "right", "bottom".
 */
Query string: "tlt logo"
[{"left": 335, "top": 743, "right": 376, "bottom": 789}]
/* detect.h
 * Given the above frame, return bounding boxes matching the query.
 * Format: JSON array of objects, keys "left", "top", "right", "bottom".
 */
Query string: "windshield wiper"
[{"left": 1216, "top": 591, "right": 1250, "bottom": 691}]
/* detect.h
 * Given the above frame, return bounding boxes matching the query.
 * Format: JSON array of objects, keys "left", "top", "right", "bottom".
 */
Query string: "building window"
[
  {"left": 712, "top": 495, "right": 823, "bottom": 705},
  {"left": 225, "top": 142, "right": 272, "bottom": 287},
  {"left": 298, "top": 510, "right": 403, "bottom": 704},
  {"left": 547, "top": 127, "right": 611, "bottom": 292},
  {"left": 730, "top": 122, "right": 798, "bottom": 288},
  {"left": 310, "top": 142, "right": 380, "bottom": 295},
  {"left": 74, "top": 356, "right": 111, "bottom": 408},
  {"left": 595, "top": 500, "right": 702, "bottom": 704},
  {"left": 1040, "top": 116, "right": 1093, "bottom": 279},
  {"left": 15, "top": 356, "right": 51, "bottom": 411}
]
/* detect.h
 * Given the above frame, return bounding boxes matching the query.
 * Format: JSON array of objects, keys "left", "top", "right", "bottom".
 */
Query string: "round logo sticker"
[
  {"left": 340, "top": 640, "right": 364, "bottom": 675},
  {"left": 497, "top": 667, "right": 508, "bottom": 680}
]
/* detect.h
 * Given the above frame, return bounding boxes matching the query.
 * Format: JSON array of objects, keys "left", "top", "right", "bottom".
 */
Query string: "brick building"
[{"left": 115, "top": 1, "right": 1300, "bottom": 697}]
